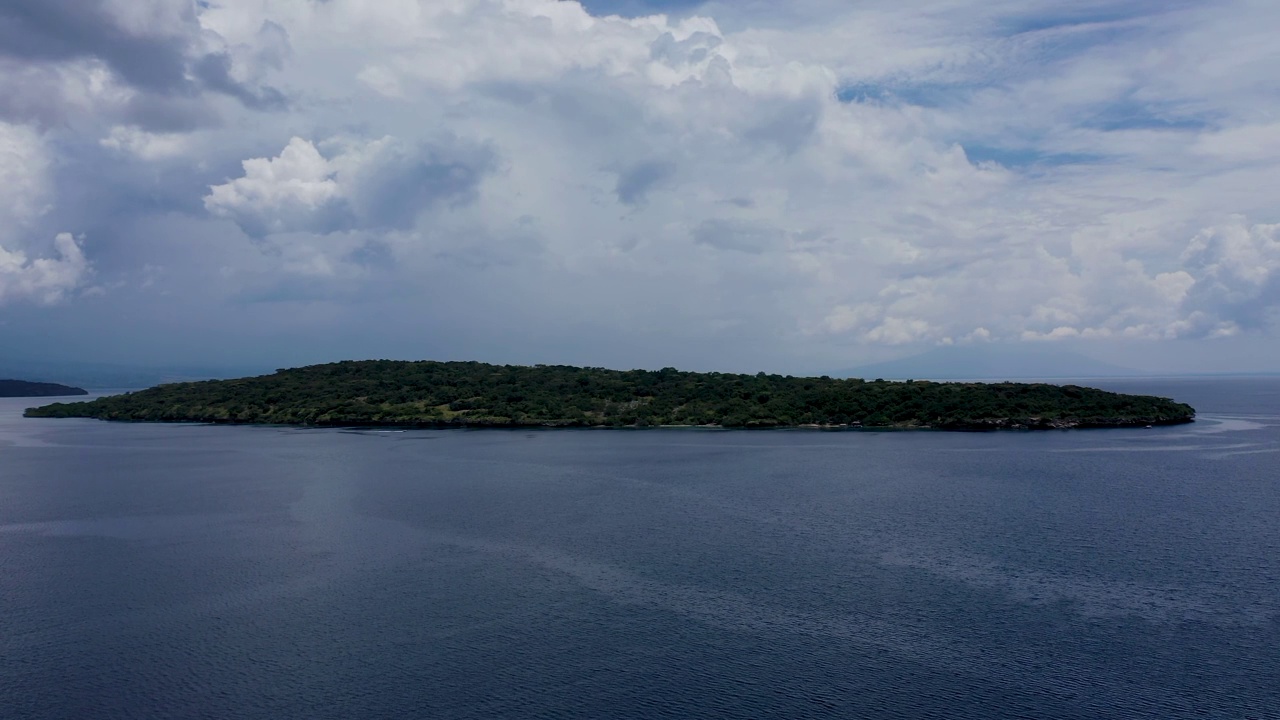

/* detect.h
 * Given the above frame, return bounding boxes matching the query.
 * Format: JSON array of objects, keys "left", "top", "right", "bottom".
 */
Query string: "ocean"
[{"left": 2, "top": 378, "right": 1277, "bottom": 719}]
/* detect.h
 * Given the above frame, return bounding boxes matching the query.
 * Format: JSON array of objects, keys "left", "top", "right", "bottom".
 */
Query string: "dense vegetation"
[
  {"left": 1, "top": 379, "right": 88, "bottom": 398},
  {"left": 24, "top": 360, "right": 1195, "bottom": 430}
]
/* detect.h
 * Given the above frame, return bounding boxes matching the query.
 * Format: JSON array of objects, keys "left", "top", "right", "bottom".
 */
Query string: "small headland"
[{"left": 2, "top": 379, "right": 89, "bottom": 398}]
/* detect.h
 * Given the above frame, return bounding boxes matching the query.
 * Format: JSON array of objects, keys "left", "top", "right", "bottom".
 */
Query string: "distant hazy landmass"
[
  {"left": 0, "top": 379, "right": 88, "bottom": 398},
  {"left": 843, "top": 345, "right": 1143, "bottom": 381},
  {"left": 0, "top": 358, "right": 266, "bottom": 390},
  {"left": 26, "top": 359, "right": 1194, "bottom": 430}
]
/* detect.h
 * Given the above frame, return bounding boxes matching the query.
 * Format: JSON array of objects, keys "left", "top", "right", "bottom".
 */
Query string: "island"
[
  {"left": 23, "top": 360, "right": 1195, "bottom": 430},
  {"left": 1, "top": 379, "right": 89, "bottom": 398}
]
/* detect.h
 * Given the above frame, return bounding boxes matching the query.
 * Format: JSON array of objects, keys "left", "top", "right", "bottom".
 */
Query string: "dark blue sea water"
[{"left": 2, "top": 378, "right": 1278, "bottom": 719}]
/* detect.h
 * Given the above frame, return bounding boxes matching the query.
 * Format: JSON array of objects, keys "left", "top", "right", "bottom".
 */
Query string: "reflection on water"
[{"left": 1, "top": 379, "right": 1278, "bottom": 719}]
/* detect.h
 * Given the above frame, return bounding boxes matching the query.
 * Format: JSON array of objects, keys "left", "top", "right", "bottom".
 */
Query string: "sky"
[{"left": 1, "top": 0, "right": 1278, "bottom": 375}]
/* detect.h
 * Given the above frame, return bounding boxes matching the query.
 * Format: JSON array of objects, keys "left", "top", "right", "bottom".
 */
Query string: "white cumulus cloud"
[
  {"left": 5, "top": 0, "right": 1280, "bottom": 371},
  {"left": 0, "top": 122, "right": 90, "bottom": 305},
  {"left": 204, "top": 137, "right": 342, "bottom": 236},
  {"left": 0, "top": 233, "right": 90, "bottom": 306}
]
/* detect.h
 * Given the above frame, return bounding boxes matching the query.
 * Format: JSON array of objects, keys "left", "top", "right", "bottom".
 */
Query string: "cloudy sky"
[{"left": 1, "top": 0, "right": 1278, "bottom": 375}]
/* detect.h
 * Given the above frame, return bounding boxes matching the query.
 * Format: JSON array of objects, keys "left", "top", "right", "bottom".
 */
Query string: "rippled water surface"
[{"left": 2, "top": 379, "right": 1278, "bottom": 719}]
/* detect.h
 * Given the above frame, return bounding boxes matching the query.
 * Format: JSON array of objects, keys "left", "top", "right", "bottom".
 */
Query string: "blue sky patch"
[
  {"left": 964, "top": 145, "right": 1106, "bottom": 170},
  {"left": 836, "top": 81, "right": 972, "bottom": 109},
  {"left": 1082, "top": 99, "right": 1214, "bottom": 131},
  {"left": 578, "top": 0, "right": 704, "bottom": 17},
  {"left": 999, "top": 1, "right": 1183, "bottom": 35}
]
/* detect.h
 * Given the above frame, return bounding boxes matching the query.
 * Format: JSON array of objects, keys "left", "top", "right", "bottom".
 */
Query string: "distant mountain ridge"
[
  {"left": 842, "top": 345, "right": 1143, "bottom": 381},
  {"left": 0, "top": 358, "right": 266, "bottom": 389}
]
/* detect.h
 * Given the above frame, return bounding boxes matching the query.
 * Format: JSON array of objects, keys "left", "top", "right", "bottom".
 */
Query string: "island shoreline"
[
  {"left": 23, "top": 359, "right": 1197, "bottom": 431},
  {"left": 26, "top": 414, "right": 1194, "bottom": 432}
]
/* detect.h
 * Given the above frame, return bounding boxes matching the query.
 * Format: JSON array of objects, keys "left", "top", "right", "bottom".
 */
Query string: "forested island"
[
  {"left": 24, "top": 360, "right": 1194, "bottom": 430},
  {"left": 1, "top": 379, "right": 88, "bottom": 398}
]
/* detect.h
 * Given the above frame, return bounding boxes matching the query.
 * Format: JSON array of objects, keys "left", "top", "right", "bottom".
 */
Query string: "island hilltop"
[
  {"left": 1, "top": 379, "right": 88, "bottom": 398},
  {"left": 24, "top": 360, "right": 1195, "bottom": 430}
]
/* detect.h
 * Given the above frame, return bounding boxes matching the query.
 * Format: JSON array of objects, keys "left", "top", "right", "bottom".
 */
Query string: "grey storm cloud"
[
  {"left": 649, "top": 30, "right": 722, "bottom": 65},
  {"left": 743, "top": 96, "right": 823, "bottom": 155},
  {"left": 0, "top": 0, "right": 286, "bottom": 118},
  {"left": 191, "top": 53, "right": 287, "bottom": 111},
  {"left": 614, "top": 161, "right": 674, "bottom": 206},
  {"left": 0, "top": 0, "right": 193, "bottom": 91},
  {"left": 693, "top": 219, "right": 785, "bottom": 254},
  {"left": 119, "top": 92, "right": 222, "bottom": 132},
  {"left": 345, "top": 141, "right": 498, "bottom": 230}
]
